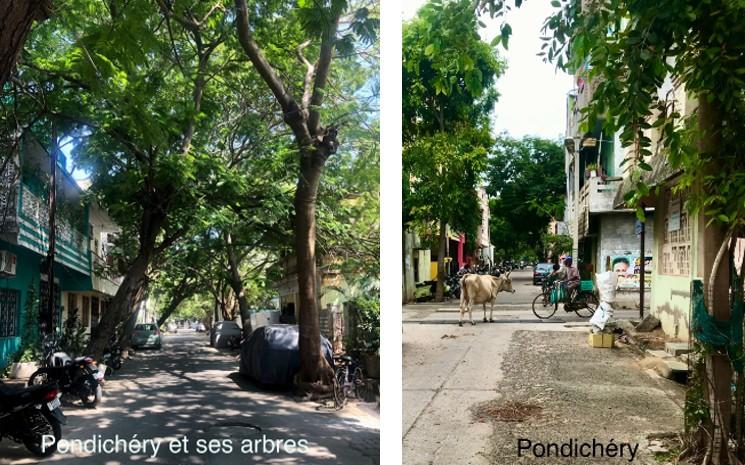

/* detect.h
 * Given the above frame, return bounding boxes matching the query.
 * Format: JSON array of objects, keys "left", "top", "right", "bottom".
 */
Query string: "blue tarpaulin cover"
[{"left": 240, "top": 324, "right": 334, "bottom": 386}]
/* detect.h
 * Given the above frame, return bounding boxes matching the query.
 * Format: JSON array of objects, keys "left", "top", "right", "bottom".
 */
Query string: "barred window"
[
  {"left": 0, "top": 289, "right": 20, "bottom": 337},
  {"left": 660, "top": 190, "right": 691, "bottom": 277}
]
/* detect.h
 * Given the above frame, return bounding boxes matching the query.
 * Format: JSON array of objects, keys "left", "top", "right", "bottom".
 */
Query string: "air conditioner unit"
[{"left": 0, "top": 251, "right": 16, "bottom": 277}]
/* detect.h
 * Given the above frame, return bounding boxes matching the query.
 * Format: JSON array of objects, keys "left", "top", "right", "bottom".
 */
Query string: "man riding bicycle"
[{"left": 547, "top": 256, "right": 580, "bottom": 304}]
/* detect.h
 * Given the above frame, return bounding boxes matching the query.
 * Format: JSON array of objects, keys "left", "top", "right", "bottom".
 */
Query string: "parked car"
[
  {"left": 239, "top": 324, "right": 333, "bottom": 386},
  {"left": 166, "top": 322, "right": 177, "bottom": 333},
  {"left": 533, "top": 263, "right": 555, "bottom": 285},
  {"left": 210, "top": 321, "right": 242, "bottom": 348},
  {"left": 131, "top": 323, "right": 162, "bottom": 349},
  {"left": 195, "top": 323, "right": 206, "bottom": 333}
]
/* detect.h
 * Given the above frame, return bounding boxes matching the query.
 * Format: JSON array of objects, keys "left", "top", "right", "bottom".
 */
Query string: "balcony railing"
[
  {"left": 17, "top": 184, "right": 90, "bottom": 275},
  {"left": 576, "top": 177, "right": 625, "bottom": 239},
  {"left": 579, "top": 177, "right": 623, "bottom": 214}
]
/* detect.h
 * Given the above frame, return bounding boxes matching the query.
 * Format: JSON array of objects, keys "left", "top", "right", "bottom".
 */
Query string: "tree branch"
[
  {"left": 307, "top": 14, "right": 341, "bottom": 135},
  {"left": 234, "top": 0, "right": 311, "bottom": 145},
  {"left": 296, "top": 40, "right": 315, "bottom": 113}
]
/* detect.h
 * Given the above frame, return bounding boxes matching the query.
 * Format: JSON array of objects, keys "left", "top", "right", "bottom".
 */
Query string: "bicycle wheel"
[
  {"left": 574, "top": 292, "right": 598, "bottom": 318},
  {"left": 333, "top": 368, "right": 348, "bottom": 409},
  {"left": 352, "top": 367, "right": 368, "bottom": 401},
  {"left": 532, "top": 292, "right": 558, "bottom": 319}
]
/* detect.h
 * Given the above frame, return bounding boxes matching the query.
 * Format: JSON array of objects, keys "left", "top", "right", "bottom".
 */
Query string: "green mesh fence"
[{"left": 691, "top": 278, "right": 745, "bottom": 373}]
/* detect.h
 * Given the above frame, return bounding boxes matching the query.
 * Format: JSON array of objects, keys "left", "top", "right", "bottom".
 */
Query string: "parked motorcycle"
[
  {"left": 0, "top": 381, "right": 65, "bottom": 457},
  {"left": 102, "top": 344, "right": 123, "bottom": 376},
  {"left": 28, "top": 342, "right": 103, "bottom": 408}
]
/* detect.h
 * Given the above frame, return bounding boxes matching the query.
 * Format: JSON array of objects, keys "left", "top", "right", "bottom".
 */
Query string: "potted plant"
[
  {"left": 9, "top": 346, "right": 40, "bottom": 379},
  {"left": 585, "top": 163, "right": 599, "bottom": 178}
]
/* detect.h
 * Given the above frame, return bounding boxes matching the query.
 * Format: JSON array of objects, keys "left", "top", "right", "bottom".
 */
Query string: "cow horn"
[{"left": 506, "top": 271, "right": 511, "bottom": 278}]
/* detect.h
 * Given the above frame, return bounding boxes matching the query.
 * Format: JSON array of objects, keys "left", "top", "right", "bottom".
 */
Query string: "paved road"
[
  {"left": 1, "top": 332, "right": 379, "bottom": 465},
  {"left": 402, "top": 270, "right": 644, "bottom": 465}
]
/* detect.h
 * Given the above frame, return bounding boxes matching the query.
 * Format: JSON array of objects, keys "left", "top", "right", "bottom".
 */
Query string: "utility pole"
[
  {"left": 638, "top": 214, "right": 645, "bottom": 319},
  {"left": 43, "top": 127, "right": 58, "bottom": 336}
]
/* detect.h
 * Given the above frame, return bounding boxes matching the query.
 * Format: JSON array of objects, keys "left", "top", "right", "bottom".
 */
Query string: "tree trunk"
[
  {"left": 87, "top": 252, "right": 150, "bottom": 359},
  {"left": 295, "top": 150, "right": 327, "bottom": 383},
  {"left": 224, "top": 231, "right": 253, "bottom": 337},
  {"left": 156, "top": 291, "right": 191, "bottom": 328},
  {"left": 435, "top": 218, "right": 447, "bottom": 301},
  {"left": 0, "top": 1, "right": 52, "bottom": 88},
  {"left": 698, "top": 95, "right": 731, "bottom": 465}
]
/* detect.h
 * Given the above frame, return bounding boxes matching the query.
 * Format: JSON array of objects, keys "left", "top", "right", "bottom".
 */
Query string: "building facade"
[
  {"left": 0, "top": 136, "right": 120, "bottom": 367},
  {"left": 402, "top": 186, "right": 492, "bottom": 303},
  {"left": 563, "top": 64, "right": 654, "bottom": 306}
]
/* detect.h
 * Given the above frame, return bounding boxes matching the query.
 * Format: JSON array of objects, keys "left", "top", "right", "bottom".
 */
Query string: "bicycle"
[
  {"left": 331, "top": 354, "right": 366, "bottom": 410},
  {"left": 532, "top": 280, "right": 598, "bottom": 319}
]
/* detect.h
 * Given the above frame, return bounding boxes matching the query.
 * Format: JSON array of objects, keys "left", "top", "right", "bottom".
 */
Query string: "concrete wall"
[
  {"left": 649, "top": 187, "right": 701, "bottom": 340},
  {"left": 596, "top": 213, "right": 654, "bottom": 273}
]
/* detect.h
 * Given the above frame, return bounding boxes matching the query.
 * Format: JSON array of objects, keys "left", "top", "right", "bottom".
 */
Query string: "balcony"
[
  {"left": 577, "top": 177, "right": 624, "bottom": 239},
  {"left": 91, "top": 252, "right": 122, "bottom": 296},
  {"left": 16, "top": 184, "right": 90, "bottom": 275},
  {"left": 580, "top": 177, "right": 623, "bottom": 214}
]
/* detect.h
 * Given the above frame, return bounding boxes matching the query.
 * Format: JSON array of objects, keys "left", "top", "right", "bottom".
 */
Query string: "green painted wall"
[{"left": 0, "top": 242, "right": 42, "bottom": 368}]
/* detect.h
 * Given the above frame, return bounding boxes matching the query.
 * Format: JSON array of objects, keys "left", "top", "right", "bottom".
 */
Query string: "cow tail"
[{"left": 460, "top": 275, "right": 468, "bottom": 307}]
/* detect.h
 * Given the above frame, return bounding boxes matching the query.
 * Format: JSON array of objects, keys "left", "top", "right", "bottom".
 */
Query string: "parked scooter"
[
  {"left": 0, "top": 380, "right": 65, "bottom": 457},
  {"left": 28, "top": 340, "right": 103, "bottom": 408}
]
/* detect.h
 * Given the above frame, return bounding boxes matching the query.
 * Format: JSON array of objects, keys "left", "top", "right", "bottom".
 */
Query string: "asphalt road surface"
[{"left": 1, "top": 332, "right": 379, "bottom": 465}]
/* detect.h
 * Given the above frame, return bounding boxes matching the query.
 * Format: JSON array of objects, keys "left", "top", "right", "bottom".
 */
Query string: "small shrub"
[{"left": 348, "top": 297, "right": 380, "bottom": 354}]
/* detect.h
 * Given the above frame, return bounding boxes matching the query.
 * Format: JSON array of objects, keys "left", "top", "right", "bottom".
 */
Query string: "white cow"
[{"left": 459, "top": 272, "right": 515, "bottom": 326}]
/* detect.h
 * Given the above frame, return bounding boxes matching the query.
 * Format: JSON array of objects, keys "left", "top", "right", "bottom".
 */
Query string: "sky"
[{"left": 402, "top": 0, "right": 574, "bottom": 141}]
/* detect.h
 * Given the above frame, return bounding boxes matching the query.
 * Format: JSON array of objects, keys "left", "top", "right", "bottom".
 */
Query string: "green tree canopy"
[
  {"left": 403, "top": 0, "right": 504, "bottom": 300},
  {"left": 485, "top": 135, "right": 565, "bottom": 259}
]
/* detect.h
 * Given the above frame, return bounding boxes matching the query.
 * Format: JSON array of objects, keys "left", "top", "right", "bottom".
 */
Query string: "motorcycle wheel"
[
  {"left": 79, "top": 376, "right": 102, "bottom": 408},
  {"left": 21, "top": 409, "right": 61, "bottom": 457},
  {"left": 28, "top": 369, "right": 51, "bottom": 387},
  {"left": 112, "top": 358, "right": 122, "bottom": 370}
]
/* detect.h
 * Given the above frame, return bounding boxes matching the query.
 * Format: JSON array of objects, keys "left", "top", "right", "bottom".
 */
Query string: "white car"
[{"left": 210, "top": 321, "right": 242, "bottom": 348}]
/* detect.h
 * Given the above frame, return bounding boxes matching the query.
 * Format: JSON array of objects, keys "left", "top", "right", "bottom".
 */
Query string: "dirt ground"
[{"left": 484, "top": 330, "right": 685, "bottom": 465}]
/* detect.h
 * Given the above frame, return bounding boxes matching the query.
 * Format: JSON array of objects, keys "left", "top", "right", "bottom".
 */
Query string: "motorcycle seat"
[{"left": 0, "top": 383, "right": 55, "bottom": 409}]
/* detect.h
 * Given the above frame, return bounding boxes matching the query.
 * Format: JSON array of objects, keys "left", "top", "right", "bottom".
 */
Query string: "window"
[
  {"left": 660, "top": 190, "right": 691, "bottom": 276},
  {"left": 82, "top": 295, "right": 90, "bottom": 327},
  {"left": 91, "top": 297, "right": 99, "bottom": 330},
  {"left": 0, "top": 289, "right": 19, "bottom": 337},
  {"left": 67, "top": 293, "right": 77, "bottom": 321}
]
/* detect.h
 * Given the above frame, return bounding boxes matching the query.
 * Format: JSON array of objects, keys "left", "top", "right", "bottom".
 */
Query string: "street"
[
  {"left": 403, "top": 270, "right": 684, "bottom": 465},
  {"left": 1, "top": 332, "right": 379, "bottom": 465}
]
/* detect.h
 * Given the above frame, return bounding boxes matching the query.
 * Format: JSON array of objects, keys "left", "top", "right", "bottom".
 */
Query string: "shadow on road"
[{"left": 1, "top": 335, "right": 379, "bottom": 465}]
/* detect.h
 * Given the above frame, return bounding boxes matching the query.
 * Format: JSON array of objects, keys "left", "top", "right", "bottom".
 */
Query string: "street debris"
[
  {"left": 441, "top": 334, "right": 458, "bottom": 339},
  {"left": 636, "top": 314, "right": 661, "bottom": 332},
  {"left": 471, "top": 400, "right": 543, "bottom": 423}
]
